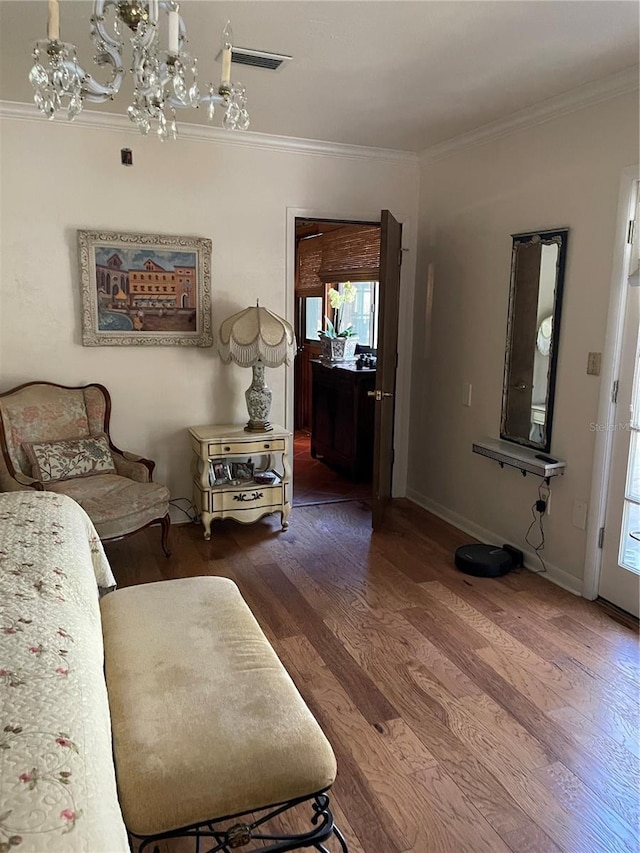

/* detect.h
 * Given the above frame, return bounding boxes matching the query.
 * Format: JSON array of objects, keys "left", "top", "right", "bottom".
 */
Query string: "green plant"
[{"left": 320, "top": 282, "right": 357, "bottom": 338}]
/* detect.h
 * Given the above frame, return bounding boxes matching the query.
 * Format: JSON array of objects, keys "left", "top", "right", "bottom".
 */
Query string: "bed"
[{"left": 0, "top": 491, "right": 129, "bottom": 851}]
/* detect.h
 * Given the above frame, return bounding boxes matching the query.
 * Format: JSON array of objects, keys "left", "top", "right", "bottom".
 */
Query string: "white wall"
[
  {"left": 409, "top": 91, "right": 639, "bottom": 591},
  {"left": 0, "top": 115, "right": 419, "bottom": 508}
]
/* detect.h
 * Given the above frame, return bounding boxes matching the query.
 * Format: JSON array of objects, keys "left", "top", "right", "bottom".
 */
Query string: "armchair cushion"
[
  {"left": 48, "top": 474, "right": 171, "bottom": 541},
  {"left": 24, "top": 433, "right": 116, "bottom": 483},
  {"left": 112, "top": 451, "right": 152, "bottom": 483}
]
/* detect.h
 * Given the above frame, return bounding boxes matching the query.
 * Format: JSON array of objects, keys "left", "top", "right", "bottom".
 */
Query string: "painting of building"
[{"left": 93, "top": 246, "right": 198, "bottom": 333}]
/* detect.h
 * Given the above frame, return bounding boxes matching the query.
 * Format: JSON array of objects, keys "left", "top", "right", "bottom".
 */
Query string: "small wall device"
[{"left": 454, "top": 543, "right": 524, "bottom": 578}]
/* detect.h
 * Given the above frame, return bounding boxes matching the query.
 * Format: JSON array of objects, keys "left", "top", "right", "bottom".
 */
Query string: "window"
[
  {"left": 304, "top": 297, "right": 323, "bottom": 341},
  {"left": 335, "top": 281, "right": 378, "bottom": 348}
]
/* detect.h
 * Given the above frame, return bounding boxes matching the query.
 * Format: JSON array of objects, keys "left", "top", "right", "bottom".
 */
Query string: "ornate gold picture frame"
[{"left": 78, "top": 230, "right": 213, "bottom": 346}]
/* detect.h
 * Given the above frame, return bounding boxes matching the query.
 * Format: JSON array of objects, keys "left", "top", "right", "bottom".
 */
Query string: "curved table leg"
[{"left": 201, "top": 511, "right": 214, "bottom": 541}]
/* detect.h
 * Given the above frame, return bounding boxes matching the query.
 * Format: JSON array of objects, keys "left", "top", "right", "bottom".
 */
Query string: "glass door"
[{"left": 599, "top": 185, "right": 640, "bottom": 616}]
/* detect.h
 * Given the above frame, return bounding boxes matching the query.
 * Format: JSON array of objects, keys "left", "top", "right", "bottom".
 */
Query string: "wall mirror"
[{"left": 501, "top": 228, "right": 568, "bottom": 453}]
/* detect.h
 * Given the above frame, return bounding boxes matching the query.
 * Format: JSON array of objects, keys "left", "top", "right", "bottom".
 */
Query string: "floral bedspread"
[{"left": 0, "top": 492, "right": 129, "bottom": 851}]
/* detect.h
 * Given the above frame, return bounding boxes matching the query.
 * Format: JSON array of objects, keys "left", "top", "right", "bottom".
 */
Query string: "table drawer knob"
[
  {"left": 264, "top": 443, "right": 271, "bottom": 449},
  {"left": 224, "top": 446, "right": 231, "bottom": 452}
]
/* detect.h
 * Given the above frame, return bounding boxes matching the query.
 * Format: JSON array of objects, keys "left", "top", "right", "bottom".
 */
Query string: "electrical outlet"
[{"left": 587, "top": 352, "right": 602, "bottom": 376}]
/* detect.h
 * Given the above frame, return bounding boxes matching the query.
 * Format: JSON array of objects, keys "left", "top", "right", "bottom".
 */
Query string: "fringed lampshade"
[{"left": 218, "top": 303, "right": 296, "bottom": 432}]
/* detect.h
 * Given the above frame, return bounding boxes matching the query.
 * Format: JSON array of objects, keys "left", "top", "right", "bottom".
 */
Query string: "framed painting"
[{"left": 78, "top": 230, "right": 213, "bottom": 346}]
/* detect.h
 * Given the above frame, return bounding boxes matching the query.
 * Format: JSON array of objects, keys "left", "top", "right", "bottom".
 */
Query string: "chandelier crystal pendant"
[{"left": 29, "top": 0, "right": 250, "bottom": 139}]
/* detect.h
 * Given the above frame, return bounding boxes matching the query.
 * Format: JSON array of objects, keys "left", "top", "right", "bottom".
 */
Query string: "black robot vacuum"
[{"left": 454, "top": 543, "right": 523, "bottom": 578}]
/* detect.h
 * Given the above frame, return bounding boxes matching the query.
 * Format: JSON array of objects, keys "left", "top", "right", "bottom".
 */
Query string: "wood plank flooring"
[
  {"left": 105, "top": 499, "right": 640, "bottom": 853},
  {"left": 293, "top": 431, "right": 372, "bottom": 507}
]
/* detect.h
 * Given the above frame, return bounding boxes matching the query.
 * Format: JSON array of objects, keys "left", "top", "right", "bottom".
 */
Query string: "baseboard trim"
[{"left": 405, "top": 488, "right": 583, "bottom": 596}]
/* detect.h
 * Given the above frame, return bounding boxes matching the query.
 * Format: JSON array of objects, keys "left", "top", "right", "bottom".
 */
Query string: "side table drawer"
[
  {"left": 207, "top": 437, "right": 285, "bottom": 457},
  {"left": 195, "top": 481, "right": 284, "bottom": 514}
]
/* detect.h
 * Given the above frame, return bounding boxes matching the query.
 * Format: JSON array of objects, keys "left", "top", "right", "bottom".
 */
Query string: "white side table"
[{"left": 189, "top": 424, "right": 292, "bottom": 540}]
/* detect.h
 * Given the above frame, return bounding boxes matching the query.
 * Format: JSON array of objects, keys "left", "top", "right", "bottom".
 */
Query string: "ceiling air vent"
[{"left": 216, "top": 47, "right": 292, "bottom": 72}]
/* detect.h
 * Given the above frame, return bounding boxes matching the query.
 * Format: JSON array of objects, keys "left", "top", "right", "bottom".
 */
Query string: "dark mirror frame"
[{"left": 500, "top": 227, "right": 569, "bottom": 453}]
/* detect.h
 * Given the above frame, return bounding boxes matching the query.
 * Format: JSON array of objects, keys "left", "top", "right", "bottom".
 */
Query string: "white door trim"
[
  {"left": 284, "top": 206, "right": 415, "bottom": 497},
  {"left": 583, "top": 166, "right": 639, "bottom": 599}
]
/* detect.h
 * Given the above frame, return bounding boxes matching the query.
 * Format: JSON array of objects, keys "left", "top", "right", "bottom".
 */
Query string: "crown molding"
[
  {"left": 0, "top": 100, "right": 418, "bottom": 167},
  {"left": 421, "top": 65, "right": 640, "bottom": 165},
  {"left": 3, "top": 64, "right": 636, "bottom": 167}
]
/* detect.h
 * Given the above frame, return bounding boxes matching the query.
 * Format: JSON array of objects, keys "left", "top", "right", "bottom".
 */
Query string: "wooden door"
[{"left": 372, "top": 210, "right": 402, "bottom": 530}]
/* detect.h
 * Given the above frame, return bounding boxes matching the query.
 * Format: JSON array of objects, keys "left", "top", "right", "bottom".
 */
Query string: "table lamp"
[{"left": 218, "top": 302, "right": 296, "bottom": 432}]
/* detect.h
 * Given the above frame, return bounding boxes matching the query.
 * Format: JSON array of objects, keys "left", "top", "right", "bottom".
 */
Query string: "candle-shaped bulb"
[
  {"left": 222, "top": 21, "right": 233, "bottom": 49},
  {"left": 48, "top": 0, "right": 60, "bottom": 41},
  {"left": 221, "top": 20, "right": 233, "bottom": 86},
  {"left": 168, "top": 8, "right": 179, "bottom": 55}
]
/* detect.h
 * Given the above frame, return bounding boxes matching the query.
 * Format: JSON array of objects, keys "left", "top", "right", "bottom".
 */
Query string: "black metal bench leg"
[
  {"left": 130, "top": 789, "right": 349, "bottom": 853},
  {"left": 160, "top": 512, "right": 171, "bottom": 557}
]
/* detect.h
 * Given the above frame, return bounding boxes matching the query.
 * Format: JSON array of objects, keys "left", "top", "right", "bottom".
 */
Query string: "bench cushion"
[{"left": 100, "top": 577, "right": 337, "bottom": 837}]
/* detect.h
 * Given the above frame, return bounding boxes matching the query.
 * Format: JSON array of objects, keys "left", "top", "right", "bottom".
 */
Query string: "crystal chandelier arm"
[
  {"left": 77, "top": 61, "right": 124, "bottom": 102},
  {"left": 165, "top": 94, "right": 226, "bottom": 109},
  {"left": 79, "top": 0, "right": 161, "bottom": 102}
]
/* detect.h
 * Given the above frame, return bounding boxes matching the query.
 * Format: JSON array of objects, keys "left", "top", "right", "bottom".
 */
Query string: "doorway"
[
  {"left": 292, "top": 218, "right": 379, "bottom": 509},
  {"left": 587, "top": 172, "right": 640, "bottom": 617},
  {"left": 286, "top": 209, "right": 403, "bottom": 528},
  {"left": 598, "top": 180, "right": 640, "bottom": 617}
]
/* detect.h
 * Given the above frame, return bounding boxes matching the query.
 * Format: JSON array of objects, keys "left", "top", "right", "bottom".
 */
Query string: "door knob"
[
  {"left": 511, "top": 383, "right": 528, "bottom": 391},
  {"left": 367, "top": 390, "right": 394, "bottom": 401}
]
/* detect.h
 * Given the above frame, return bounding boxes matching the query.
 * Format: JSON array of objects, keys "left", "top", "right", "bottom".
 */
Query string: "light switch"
[
  {"left": 572, "top": 500, "right": 588, "bottom": 530},
  {"left": 462, "top": 382, "right": 472, "bottom": 407},
  {"left": 587, "top": 352, "right": 602, "bottom": 376}
]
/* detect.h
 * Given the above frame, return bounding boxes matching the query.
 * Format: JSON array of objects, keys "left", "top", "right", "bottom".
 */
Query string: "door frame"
[
  {"left": 285, "top": 206, "right": 415, "bottom": 497},
  {"left": 583, "top": 166, "right": 639, "bottom": 599}
]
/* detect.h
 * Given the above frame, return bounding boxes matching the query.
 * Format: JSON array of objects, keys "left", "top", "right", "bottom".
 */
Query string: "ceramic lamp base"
[
  {"left": 245, "top": 421, "right": 273, "bottom": 432},
  {"left": 245, "top": 362, "right": 273, "bottom": 432}
]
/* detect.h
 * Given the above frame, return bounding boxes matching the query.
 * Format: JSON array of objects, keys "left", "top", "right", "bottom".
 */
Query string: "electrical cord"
[
  {"left": 524, "top": 480, "right": 549, "bottom": 574},
  {"left": 169, "top": 497, "right": 198, "bottom": 523}
]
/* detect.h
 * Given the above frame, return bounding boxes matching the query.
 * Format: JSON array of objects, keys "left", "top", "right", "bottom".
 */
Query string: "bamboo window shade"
[
  {"left": 318, "top": 225, "right": 381, "bottom": 283},
  {"left": 296, "top": 235, "right": 323, "bottom": 295}
]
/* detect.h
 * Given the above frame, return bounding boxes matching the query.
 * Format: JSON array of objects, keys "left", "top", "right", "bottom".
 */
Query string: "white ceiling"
[{"left": 0, "top": 1, "right": 638, "bottom": 152}]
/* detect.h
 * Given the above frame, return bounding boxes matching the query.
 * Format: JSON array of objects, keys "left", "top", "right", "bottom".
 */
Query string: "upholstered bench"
[{"left": 100, "top": 577, "right": 348, "bottom": 852}]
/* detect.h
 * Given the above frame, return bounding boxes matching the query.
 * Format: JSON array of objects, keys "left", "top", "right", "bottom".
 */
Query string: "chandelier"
[{"left": 29, "top": 0, "right": 250, "bottom": 140}]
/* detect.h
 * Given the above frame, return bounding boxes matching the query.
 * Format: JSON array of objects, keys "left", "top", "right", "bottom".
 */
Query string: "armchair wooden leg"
[{"left": 160, "top": 513, "right": 171, "bottom": 558}]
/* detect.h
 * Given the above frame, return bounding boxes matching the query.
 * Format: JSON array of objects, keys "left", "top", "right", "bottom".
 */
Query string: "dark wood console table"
[{"left": 310, "top": 359, "right": 376, "bottom": 482}]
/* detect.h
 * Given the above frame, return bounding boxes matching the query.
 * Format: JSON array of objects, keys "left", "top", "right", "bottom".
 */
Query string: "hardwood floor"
[
  {"left": 106, "top": 499, "right": 640, "bottom": 853},
  {"left": 293, "top": 431, "right": 372, "bottom": 507}
]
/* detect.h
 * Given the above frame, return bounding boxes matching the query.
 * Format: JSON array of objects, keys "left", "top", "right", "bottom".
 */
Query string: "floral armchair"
[{"left": 0, "top": 381, "right": 171, "bottom": 556}]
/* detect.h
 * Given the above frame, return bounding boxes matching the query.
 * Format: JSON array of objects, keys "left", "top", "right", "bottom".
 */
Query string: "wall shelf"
[{"left": 472, "top": 437, "right": 566, "bottom": 479}]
